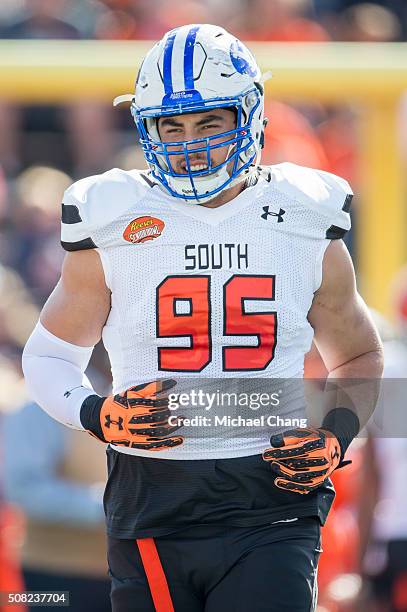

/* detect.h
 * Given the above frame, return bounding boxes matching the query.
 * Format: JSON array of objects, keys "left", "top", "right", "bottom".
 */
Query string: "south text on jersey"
[{"left": 185, "top": 243, "right": 249, "bottom": 271}]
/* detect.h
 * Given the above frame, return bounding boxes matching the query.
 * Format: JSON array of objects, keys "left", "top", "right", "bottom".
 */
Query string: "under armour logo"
[
  {"left": 105, "top": 414, "right": 124, "bottom": 430},
  {"left": 261, "top": 206, "right": 285, "bottom": 222},
  {"left": 331, "top": 448, "right": 340, "bottom": 461},
  {"left": 64, "top": 385, "right": 83, "bottom": 398}
]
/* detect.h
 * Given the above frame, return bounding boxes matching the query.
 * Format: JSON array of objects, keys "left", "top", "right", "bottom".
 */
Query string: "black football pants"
[{"left": 108, "top": 517, "right": 322, "bottom": 612}]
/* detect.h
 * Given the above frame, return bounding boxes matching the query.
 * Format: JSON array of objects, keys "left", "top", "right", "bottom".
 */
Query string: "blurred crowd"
[
  {"left": 1, "top": 1, "right": 407, "bottom": 611},
  {"left": 1, "top": 0, "right": 407, "bottom": 42}
]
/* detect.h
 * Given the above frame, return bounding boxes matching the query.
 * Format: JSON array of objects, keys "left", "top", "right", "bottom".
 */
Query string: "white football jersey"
[{"left": 61, "top": 163, "right": 352, "bottom": 459}]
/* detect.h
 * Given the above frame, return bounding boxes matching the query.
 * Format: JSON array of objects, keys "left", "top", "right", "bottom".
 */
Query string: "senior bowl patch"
[{"left": 123, "top": 216, "right": 165, "bottom": 244}]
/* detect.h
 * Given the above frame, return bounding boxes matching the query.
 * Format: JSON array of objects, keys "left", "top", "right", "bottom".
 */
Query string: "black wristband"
[
  {"left": 80, "top": 394, "right": 106, "bottom": 441},
  {"left": 321, "top": 407, "right": 360, "bottom": 460}
]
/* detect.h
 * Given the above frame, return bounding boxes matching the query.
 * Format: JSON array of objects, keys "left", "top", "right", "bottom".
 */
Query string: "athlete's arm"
[
  {"left": 263, "top": 240, "right": 383, "bottom": 494},
  {"left": 23, "top": 250, "right": 183, "bottom": 449},
  {"left": 22, "top": 250, "right": 111, "bottom": 429},
  {"left": 308, "top": 238, "right": 384, "bottom": 429},
  {"left": 41, "top": 249, "right": 111, "bottom": 346}
]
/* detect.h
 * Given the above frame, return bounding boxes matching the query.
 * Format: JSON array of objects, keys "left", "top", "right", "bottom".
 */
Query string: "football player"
[{"left": 23, "top": 25, "right": 383, "bottom": 611}]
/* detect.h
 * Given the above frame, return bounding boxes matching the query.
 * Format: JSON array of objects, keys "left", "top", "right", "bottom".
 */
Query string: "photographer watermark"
[
  {"left": 167, "top": 388, "right": 283, "bottom": 411},
  {"left": 168, "top": 413, "right": 308, "bottom": 428}
]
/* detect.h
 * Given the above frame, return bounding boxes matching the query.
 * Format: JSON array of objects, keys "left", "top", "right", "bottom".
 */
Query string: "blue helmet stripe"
[
  {"left": 163, "top": 30, "right": 178, "bottom": 94},
  {"left": 183, "top": 26, "right": 200, "bottom": 91}
]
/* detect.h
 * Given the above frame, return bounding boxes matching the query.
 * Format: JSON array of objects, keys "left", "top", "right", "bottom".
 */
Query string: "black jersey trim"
[
  {"left": 61, "top": 203, "right": 82, "bottom": 224},
  {"left": 325, "top": 225, "right": 347, "bottom": 240},
  {"left": 61, "top": 237, "right": 97, "bottom": 251},
  {"left": 342, "top": 193, "right": 353, "bottom": 213}
]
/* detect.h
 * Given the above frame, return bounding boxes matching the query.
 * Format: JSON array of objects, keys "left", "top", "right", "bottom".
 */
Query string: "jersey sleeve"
[
  {"left": 269, "top": 162, "right": 353, "bottom": 240},
  {"left": 313, "top": 167, "right": 353, "bottom": 239},
  {"left": 60, "top": 168, "right": 152, "bottom": 251}
]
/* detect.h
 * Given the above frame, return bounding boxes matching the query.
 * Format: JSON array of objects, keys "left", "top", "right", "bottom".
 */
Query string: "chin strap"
[{"left": 165, "top": 165, "right": 257, "bottom": 204}]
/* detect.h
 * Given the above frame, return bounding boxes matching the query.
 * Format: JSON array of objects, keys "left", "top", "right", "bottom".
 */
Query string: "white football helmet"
[{"left": 114, "top": 24, "right": 268, "bottom": 203}]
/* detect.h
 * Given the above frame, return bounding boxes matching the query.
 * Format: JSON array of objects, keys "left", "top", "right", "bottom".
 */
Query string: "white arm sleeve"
[{"left": 22, "top": 321, "right": 97, "bottom": 430}]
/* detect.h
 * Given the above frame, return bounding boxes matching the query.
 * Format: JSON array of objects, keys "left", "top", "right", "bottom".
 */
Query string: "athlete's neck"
[{"left": 199, "top": 181, "right": 246, "bottom": 209}]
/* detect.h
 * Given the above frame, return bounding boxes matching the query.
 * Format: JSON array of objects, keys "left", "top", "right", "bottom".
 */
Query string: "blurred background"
[{"left": 1, "top": 1, "right": 407, "bottom": 610}]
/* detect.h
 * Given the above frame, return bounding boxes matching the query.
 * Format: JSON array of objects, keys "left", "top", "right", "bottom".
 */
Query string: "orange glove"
[
  {"left": 263, "top": 427, "right": 341, "bottom": 494},
  {"left": 80, "top": 379, "right": 184, "bottom": 451}
]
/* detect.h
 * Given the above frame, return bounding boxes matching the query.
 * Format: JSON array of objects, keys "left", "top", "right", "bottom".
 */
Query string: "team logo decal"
[
  {"left": 123, "top": 216, "right": 165, "bottom": 244},
  {"left": 229, "top": 40, "right": 258, "bottom": 77}
]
